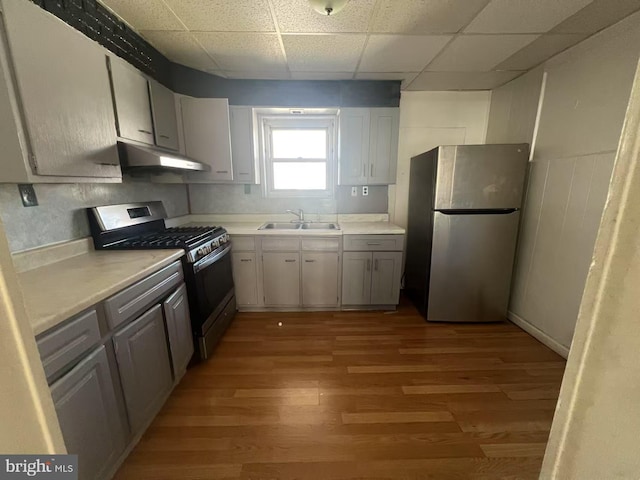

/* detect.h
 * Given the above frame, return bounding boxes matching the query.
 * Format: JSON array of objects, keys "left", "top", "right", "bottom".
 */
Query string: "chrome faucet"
[{"left": 286, "top": 208, "right": 305, "bottom": 223}]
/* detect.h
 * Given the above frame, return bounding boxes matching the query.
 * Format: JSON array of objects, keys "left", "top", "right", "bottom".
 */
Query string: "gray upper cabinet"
[
  {"left": 108, "top": 57, "right": 155, "bottom": 145},
  {"left": 149, "top": 80, "right": 179, "bottom": 151},
  {"left": 0, "top": 0, "right": 120, "bottom": 180},
  {"left": 338, "top": 108, "right": 370, "bottom": 185},
  {"left": 181, "top": 96, "right": 234, "bottom": 182},
  {"left": 229, "top": 106, "right": 259, "bottom": 184},
  {"left": 50, "top": 346, "right": 125, "bottom": 480},
  {"left": 338, "top": 107, "right": 399, "bottom": 185},
  {"left": 368, "top": 108, "right": 400, "bottom": 185},
  {"left": 163, "top": 284, "right": 194, "bottom": 378},
  {"left": 113, "top": 305, "right": 173, "bottom": 433}
]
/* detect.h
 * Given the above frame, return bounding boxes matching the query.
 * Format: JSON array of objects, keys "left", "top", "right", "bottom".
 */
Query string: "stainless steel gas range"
[{"left": 87, "top": 201, "right": 235, "bottom": 360}]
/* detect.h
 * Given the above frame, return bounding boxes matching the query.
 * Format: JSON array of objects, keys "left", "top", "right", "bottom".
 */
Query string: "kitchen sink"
[
  {"left": 301, "top": 222, "right": 340, "bottom": 230},
  {"left": 259, "top": 222, "right": 302, "bottom": 230}
]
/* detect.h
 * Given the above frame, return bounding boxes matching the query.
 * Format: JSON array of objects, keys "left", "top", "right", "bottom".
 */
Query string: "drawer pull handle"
[
  {"left": 138, "top": 129, "right": 153, "bottom": 135},
  {"left": 159, "top": 134, "right": 170, "bottom": 139},
  {"left": 370, "top": 164, "right": 374, "bottom": 177},
  {"left": 216, "top": 170, "right": 229, "bottom": 174},
  {"left": 305, "top": 260, "right": 315, "bottom": 263},
  {"left": 285, "top": 259, "right": 296, "bottom": 263},
  {"left": 367, "top": 242, "right": 381, "bottom": 246},
  {"left": 240, "top": 259, "right": 252, "bottom": 262},
  {"left": 374, "top": 259, "right": 379, "bottom": 271},
  {"left": 366, "top": 259, "right": 371, "bottom": 271}
]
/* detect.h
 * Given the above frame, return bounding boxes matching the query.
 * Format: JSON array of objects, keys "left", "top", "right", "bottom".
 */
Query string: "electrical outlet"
[
  {"left": 362, "top": 186, "right": 369, "bottom": 196},
  {"left": 351, "top": 186, "right": 358, "bottom": 197},
  {"left": 18, "top": 184, "right": 38, "bottom": 207}
]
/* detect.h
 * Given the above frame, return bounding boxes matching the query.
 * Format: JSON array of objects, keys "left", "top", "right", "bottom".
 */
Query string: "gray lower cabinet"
[
  {"left": 113, "top": 304, "right": 173, "bottom": 433},
  {"left": 342, "top": 251, "right": 403, "bottom": 306},
  {"left": 302, "top": 252, "right": 340, "bottom": 307},
  {"left": 370, "top": 252, "right": 403, "bottom": 305},
  {"left": 262, "top": 252, "right": 300, "bottom": 306},
  {"left": 50, "top": 346, "right": 125, "bottom": 480},
  {"left": 163, "top": 284, "right": 194, "bottom": 378},
  {"left": 342, "top": 252, "right": 373, "bottom": 305},
  {"left": 232, "top": 252, "right": 258, "bottom": 306}
]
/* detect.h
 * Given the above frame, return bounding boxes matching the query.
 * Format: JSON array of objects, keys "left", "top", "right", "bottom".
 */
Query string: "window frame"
[{"left": 257, "top": 110, "right": 338, "bottom": 199}]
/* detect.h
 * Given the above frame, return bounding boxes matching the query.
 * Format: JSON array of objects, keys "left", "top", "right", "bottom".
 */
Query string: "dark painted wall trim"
[{"left": 29, "top": 0, "right": 401, "bottom": 108}]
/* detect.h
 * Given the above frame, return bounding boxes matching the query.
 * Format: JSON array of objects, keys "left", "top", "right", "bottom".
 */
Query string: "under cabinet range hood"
[{"left": 117, "top": 141, "right": 210, "bottom": 173}]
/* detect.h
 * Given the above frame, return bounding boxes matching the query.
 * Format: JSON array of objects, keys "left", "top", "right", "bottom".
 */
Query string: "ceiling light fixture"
[{"left": 308, "top": 0, "right": 351, "bottom": 16}]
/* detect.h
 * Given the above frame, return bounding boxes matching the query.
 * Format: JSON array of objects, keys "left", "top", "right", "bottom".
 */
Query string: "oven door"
[{"left": 188, "top": 242, "right": 233, "bottom": 332}]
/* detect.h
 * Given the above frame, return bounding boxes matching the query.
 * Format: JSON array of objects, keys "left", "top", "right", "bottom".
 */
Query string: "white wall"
[
  {"left": 487, "top": 12, "right": 640, "bottom": 355},
  {"left": 390, "top": 91, "right": 490, "bottom": 228}
]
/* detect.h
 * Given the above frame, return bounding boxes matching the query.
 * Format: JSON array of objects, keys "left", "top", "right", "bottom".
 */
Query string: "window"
[{"left": 259, "top": 113, "right": 337, "bottom": 198}]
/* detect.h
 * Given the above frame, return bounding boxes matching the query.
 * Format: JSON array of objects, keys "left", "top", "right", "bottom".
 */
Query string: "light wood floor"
[{"left": 114, "top": 299, "right": 566, "bottom": 480}]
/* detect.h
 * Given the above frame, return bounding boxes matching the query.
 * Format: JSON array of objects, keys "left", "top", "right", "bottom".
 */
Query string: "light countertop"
[
  {"left": 190, "top": 221, "right": 405, "bottom": 236},
  {"left": 18, "top": 248, "right": 184, "bottom": 336}
]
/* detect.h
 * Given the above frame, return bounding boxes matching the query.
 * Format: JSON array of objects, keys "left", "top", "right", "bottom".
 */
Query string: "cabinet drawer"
[
  {"left": 37, "top": 309, "right": 101, "bottom": 382},
  {"left": 104, "top": 261, "right": 183, "bottom": 330},
  {"left": 261, "top": 237, "right": 300, "bottom": 251},
  {"left": 301, "top": 237, "right": 341, "bottom": 251},
  {"left": 343, "top": 235, "right": 404, "bottom": 252},
  {"left": 231, "top": 236, "right": 256, "bottom": 251}
]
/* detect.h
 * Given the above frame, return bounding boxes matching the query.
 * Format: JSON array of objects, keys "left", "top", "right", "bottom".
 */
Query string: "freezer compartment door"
[
  {"left": 434, "top": 144, "right": 528, "bottom": 210},
  {"left": 427, "top": 211, "right": 520, "bottom": 322}
]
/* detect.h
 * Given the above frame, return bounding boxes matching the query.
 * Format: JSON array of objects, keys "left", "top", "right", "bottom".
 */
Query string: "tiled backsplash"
[
  {"left": 0, "top": 182, "right": 188, "bottom": 252},
  {"left": 188, "top": 184, "right": 388, "bottom": 215}
]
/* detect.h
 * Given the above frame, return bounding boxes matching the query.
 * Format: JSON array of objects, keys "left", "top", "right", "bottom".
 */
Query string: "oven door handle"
[{"left": 193, "top": 242, "right": 232, "bottom": 273}]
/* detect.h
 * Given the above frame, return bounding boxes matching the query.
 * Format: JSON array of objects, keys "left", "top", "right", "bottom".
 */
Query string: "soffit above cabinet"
[{"left": 99, "top": 0, "right": 640, "bottom": 91}]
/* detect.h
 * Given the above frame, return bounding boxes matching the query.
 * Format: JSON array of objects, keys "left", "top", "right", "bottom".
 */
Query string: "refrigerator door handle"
[{"left": 436, "top": 208, "right": 519, "bottom": 215}]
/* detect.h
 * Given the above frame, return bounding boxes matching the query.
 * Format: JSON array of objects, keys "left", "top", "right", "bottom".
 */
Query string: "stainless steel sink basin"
[
  {"left": 301, "top": 222, "right": 340, "bottom": 230},
  {"left": 259, "top": 222, "right": 302, "bottom": 230}
]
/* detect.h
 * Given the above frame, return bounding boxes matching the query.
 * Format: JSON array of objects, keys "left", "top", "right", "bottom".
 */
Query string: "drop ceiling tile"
[
  {"left": 224, "top": 71, "right": 292, "bottom": 80},
  {"left": 291, "top": 72, "right": 355, "bottom": 80},
  {"left": 496, "top": 34, "right": 587, "bottom": 70},
  {"left": 406, "top": 71, "right": 523, "bottom": 90},
  {"left": 551, "top": 0, "right": 640, "bottom": 34},
  {"left": 371, "top": 0, "right": 491, "bottom": 34},
  {"left": 426, "top": 34, "right": 539, "bottom": 71},
  {"left": 272, "top": 0, "right": 376, "bottom": 33},
  {"left": 282, "top": 34, "right": 366, "bottom": 72},
  {"left": 355, "top": 72, "right": 420, "bottom": 88},
  {"left": 359, "top": 35, "right": 452, "bottom": 72},
  {"left": 140, "top": 31, "right": 219, "bottom": 71},
  {"left": 101, "top": 0, "right": 185, "bottom": 30},
  {"left": 193, "top": 33, "right": 286, "bottom": 72},
  {"left": 465, "top": 0, "right": 593, "bottom": 33},
  {"left": 163, "top": 0, "right": 275, "bottom": 32}
]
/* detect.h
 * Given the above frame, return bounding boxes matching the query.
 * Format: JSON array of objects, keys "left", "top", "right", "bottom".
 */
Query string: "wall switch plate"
[
  {"left": 362, "top": 186, "right": 369, "bottom": 196},
  {"left": 351, "top": 186, "right": 358, "bottom": 197},
  {"left": 18, "top": 184, "right": 38, "bottom": 207}
]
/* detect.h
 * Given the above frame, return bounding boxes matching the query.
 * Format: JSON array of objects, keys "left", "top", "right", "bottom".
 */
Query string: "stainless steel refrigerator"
[{"left": 405, "top": 144, "right": 529, "bottom": 322}]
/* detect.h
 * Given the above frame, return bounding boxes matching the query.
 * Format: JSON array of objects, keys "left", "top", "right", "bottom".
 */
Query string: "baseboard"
[{"left": 507, "top": 311, "right": 570, "bottom": 359}]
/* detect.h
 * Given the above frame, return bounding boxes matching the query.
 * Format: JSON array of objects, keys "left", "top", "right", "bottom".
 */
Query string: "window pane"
[
  {"left": 272, "top": 129, "right": 327, "bottom": 159},
  {"left": 273, "top": 162, "right": 327, "bottom": 190}
]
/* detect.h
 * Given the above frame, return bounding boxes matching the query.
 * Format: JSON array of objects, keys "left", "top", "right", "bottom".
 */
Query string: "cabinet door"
[
  {"left": 371, "top": 251, "right": 403, "bottom": 305},
  {"left": 163, "top": 284, "right": 194, "bottom": 377},
  {"left": 51, "top": 346, "right": 125, "bottom": 480},
  {"left": 182, "top": 97, "right": 233, "bottom": 181},
  {"left": 2, "top": 0, "right": 120, "bottom": 178},
  {"left": 230, "top": 106, "right": 258, "bottom": 184},
  {"left": 338, "top": 108, "right": 370, "bottom": 185},
  {"left": 341, "top": 252, "right": 372, "bottom": 305},
  {"left": 302, "top": 252, "right": 340, "bottom": 307},
  {"left": 368, "top": 108, "right": 399, "bottom": 185},
  {"left": 262, "top": 252, "right": 300, "bottom": 306},
  {"left": 109, "top": 57, "right": 155, "bottom": 144},
  {"left": 232, "top": 252, "right": 258, "bottom": 306},
  {"left": 149, "top": 79, "right": 179, "bottom": 151},
  {"left": 113, "top": 305, "right": 172, "bottom": 433}
]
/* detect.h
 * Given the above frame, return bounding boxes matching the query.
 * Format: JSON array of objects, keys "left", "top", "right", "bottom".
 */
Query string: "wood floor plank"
[{"left": 114, "top": 298, "right": 565, "bottom": 480}]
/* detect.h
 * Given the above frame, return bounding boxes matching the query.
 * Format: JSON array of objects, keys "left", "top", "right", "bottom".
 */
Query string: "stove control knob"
[
  {"left": 220, "top": 235, "right": 228, "bottom": 244},
  {"left": 197, "top": 248, "right": 204, "bottom": 257}
]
